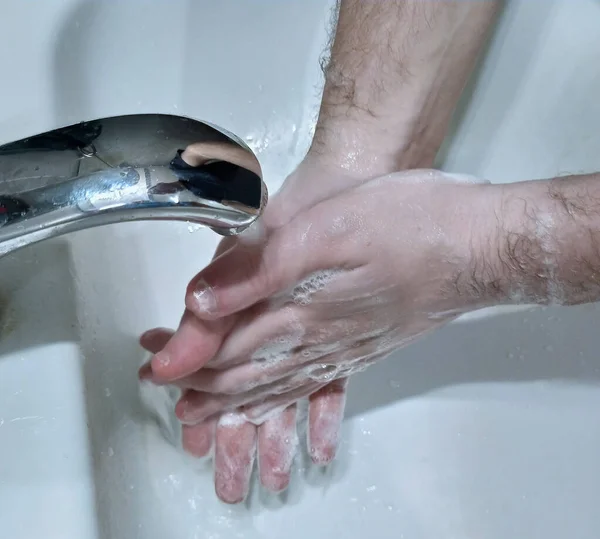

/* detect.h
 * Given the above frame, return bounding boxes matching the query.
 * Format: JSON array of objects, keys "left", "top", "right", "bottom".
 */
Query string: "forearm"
[
  {"left": 311, "top": 0, "right": 500, "bottom": 173},
  {"left": 471, "top": 173, "right": 600, "bottom": 307}
]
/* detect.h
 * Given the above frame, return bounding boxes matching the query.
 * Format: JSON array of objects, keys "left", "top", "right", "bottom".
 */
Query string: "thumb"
[{"left": 184, "top": 220, "right": 339, "bottom": 319}]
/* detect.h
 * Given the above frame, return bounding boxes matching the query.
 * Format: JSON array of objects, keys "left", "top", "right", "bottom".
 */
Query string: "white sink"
[
  {"left": 2, "top": 0, "right": 600, "bottom": 537},
  {"left": 0, "top": 240, "right": 97, "bottom": 538}
]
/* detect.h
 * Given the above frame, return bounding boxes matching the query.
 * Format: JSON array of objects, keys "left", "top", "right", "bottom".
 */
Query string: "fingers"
[
  {"left": 164, "top": 358, "right": 300, "bottom": 395},
  {"left": 184, "top": 219, "right": 343, "bottom": 321},
  {"left": 173, "top": 371, "right": 306, "bottom": 424},
  {"left": 175, "top": 390, "right": 227, "bottom": 425},
  {"left": 138, "top": 235, "right": 238, "bottom": 383},
  {"left": 214, "top": 414, "right": 257, "bottom": 504},
  {"left": 196, "top": 303, "right": 379, "bottom": 371},
  {"left": 150, "top": 310, "right": 236, "bottom": 383},
  {"left": 241, "top": 382, "right": 325, "bottom": 423},
  {"left": 308, "top": 378, "right": 348, "bottom": 465},
  {"left": 175, "top": 370, "right": 321, "bottom": 425},
  {"left": 257, "top": 405, "right": 298, "bottom": 493},
  {"left": 139, "top": 327, "right": 218, "bottom": 458},
  {"left": 181, "top": 141, "right": 262, "bottom": 177},
  {"left": 182, "top": 419, "right": 217, "bottom": 458},
  {"left": 170, "top": 362, "right": 263, "bottom": 394},
  {"left": 172, "top": 323, "right": 384, "bottom": 397},
  {"left": 206, "top": 304, "right": 304, "bottom": 369},
  {"left": 139, "top": 327, "right": 174, "bottom": 354},
  {"left": 213, "top": 406, "right": 299, "bottom": 502}
]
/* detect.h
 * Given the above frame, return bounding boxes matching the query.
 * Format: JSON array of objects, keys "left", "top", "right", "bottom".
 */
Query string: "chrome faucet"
[{"left": 0, "top": 113, "right": 267, "bottom": 257}]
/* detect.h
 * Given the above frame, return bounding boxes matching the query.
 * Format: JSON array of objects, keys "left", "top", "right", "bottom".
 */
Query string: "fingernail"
[
  {"left": 176, "top": 400, "right": 202, "bottom": 425},
  {"left": 138, "top": 363, "right": 168, "bottom": 386},
  {"left": 176, "top": 401, "right": 190, "bottom": 423},
  {"left": 138, "top": 363, "right": 153, "bottom": 380},
  {"left": 189, "top": 279, "right": 217, "bottom": 316},
  {"left": 140, "top": 327, "right": 165, "bottom": 341},
  {"left": 310, "top": 445, "right": 337, "bottom": 466}
]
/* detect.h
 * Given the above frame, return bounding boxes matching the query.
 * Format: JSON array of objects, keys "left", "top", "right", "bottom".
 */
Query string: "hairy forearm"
[
  {"left": 311, "top": 0, "right": 500, "bottom": 174},
  {"left": 467, "top": 174, "right": 600, "bottom": 307}
]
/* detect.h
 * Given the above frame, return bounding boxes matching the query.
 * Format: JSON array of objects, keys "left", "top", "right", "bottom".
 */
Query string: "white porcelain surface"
[{"left": 1, "top": 0, "right": 600, "bottom": 537}]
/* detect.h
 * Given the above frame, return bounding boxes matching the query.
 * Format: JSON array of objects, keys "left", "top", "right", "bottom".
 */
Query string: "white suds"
[
  {"left": 251, "top": 320, "right": 305, "bottom": 367},
  {"left": 243, "top": 403, "right": 291, "bottom": 426},
  {"left": 218, "top": 412, "right": 247, "bottom": 428},
  {"left": 536, "top": 213, "right": 564, "bottom": 304},
  {"left": 291, "top": 269, "right": 344, "bottom": 305}
]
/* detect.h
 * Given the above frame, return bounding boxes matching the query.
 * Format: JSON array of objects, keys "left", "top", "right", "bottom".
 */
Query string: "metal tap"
[{"left": 0, "top": 113, "right": 267, "bottom": 257}]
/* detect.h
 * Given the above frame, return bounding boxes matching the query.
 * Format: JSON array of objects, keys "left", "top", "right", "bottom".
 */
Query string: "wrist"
[
  {"left": 309, "top": 70, "right": 447, "bottom": 175},
  {"left": 309, "top": 110, "right": 442, "bottom": 176},
  {"left": 463, "top": 179, "right": 585, "bottom": 308},
  {"left": 437, "top": 183, "right": 511, "bottom": 312},
  {"left": 491, "top": 176, "right": 600, "bottom": 307}
]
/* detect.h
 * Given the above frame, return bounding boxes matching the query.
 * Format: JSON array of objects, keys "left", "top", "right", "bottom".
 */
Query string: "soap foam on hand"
[{"left": 291, "top": 269, "right": 345, "bottom": 306}]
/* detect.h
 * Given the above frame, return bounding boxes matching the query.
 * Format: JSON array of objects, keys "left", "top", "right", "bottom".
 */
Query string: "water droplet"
[
  {"left": 107, "top": 447, "right": 114, "bottom": 457},
  {"left": 306, "top": 363, "right": 339, "bottom": 382},
  {"left": 389, "top": 380, "right": 401, "bottom": 389}
]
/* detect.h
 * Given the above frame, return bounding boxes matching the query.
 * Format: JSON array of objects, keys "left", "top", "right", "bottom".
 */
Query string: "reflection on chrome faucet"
[{"left": 0, "top": 113, "right": 267, "bottom": 257}]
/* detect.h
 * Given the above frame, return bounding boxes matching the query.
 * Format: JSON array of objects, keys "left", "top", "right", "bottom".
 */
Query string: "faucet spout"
[{"left": 0, "top": 113, "right": 267, "bottom": 257}]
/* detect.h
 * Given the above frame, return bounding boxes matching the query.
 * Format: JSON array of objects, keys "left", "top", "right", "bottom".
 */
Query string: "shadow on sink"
[
  {"left": 0, "top": 238, "right": 78, "bottom": 356},
  {"left": 345, "top": 302, "right": 600, "bottom": 420}
]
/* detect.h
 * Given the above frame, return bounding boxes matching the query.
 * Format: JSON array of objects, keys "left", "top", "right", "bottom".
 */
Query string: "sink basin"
[
  {"left": 2, "top": 0, "right": 600, "bottom": 538},
  {"left": 0, "top": 240, "right": 97, "bottom": 538}
]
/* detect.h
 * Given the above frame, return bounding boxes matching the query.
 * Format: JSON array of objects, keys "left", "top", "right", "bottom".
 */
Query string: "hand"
[
  {"left": 139, "top": 326, "right": 348, "bottom": 502},
  {"left": 139, "top": 151, "right": 366, "bottom": 503},
  {"left": 138, "top": 0, "right": 502, "bottom": 502},
  {"left": 148, "top": 169, "right": 498, "bottom": 438}
]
